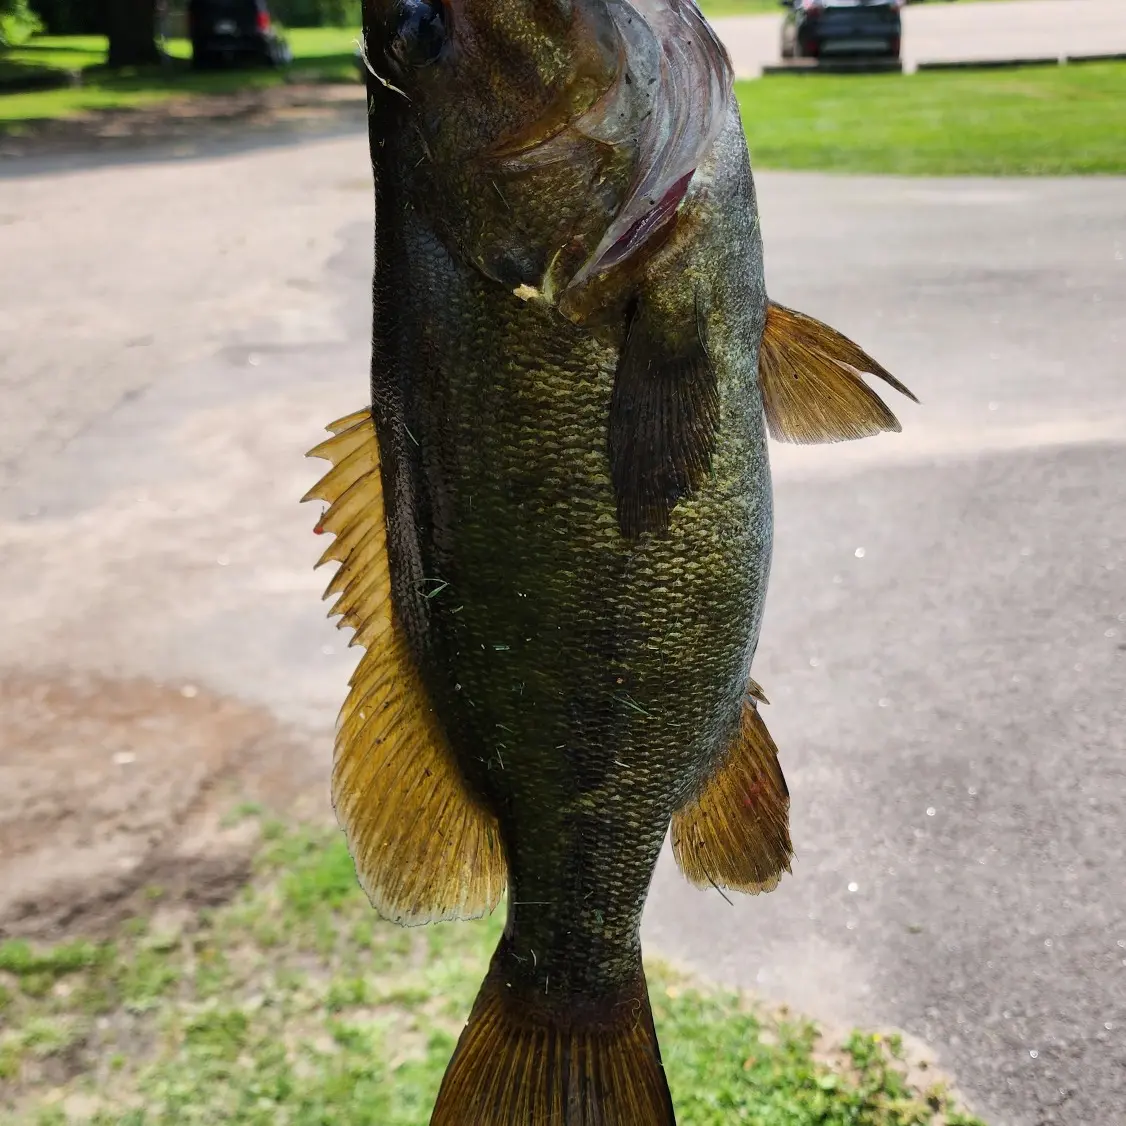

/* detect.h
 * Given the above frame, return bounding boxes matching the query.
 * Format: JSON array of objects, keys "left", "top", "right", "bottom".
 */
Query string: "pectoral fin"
[
  {"left": 305, "top": 410, "right": 506, "bottom": 925},
  {"left": 759, "top": 301, "right": 918, "bottom": 444},
  {"left": 609, "top": 296, "right": 720, "bottom": 538},
  {"left": 672, "top": 689, "right": 792, "bottom": 895}
]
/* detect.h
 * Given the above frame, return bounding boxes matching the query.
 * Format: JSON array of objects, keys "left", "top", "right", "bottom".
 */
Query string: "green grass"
[
  {"left": 689, "top": 0, "right": 1042, "bottom": 17},
  {"left": 0, "top": 819, "right": 986, "bottom": 1126},
  {"left": 698, "top": 0, "right": 787, "bottom": 18},
  {"left": 5, "top": 27, "right": 1125, "bottom": 175},
  {"left": 0, "top": 28, "right": 359, "bottom": 129},
  {"left": 738, "top": 61, "right": 1126, "bottom": 174},
  {"left": 2, "top": 33, "right": 109, "bottom": 72}
]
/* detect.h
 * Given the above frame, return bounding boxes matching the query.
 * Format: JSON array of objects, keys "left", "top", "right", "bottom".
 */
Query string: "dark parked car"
[
  {"left": 188, "top": 0, "right": 291, "bottom": 68},
  {"left": 780, "top": 0, "right": 903, "bottom": 62}
]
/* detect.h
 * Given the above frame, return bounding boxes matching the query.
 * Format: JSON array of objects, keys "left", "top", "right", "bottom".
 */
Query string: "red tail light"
[
  {"left": 802, "top": 0, "right": 824, "bottom": 9},
  {"left": 256, "top": 10, "right": 271, "bottom": 31}
]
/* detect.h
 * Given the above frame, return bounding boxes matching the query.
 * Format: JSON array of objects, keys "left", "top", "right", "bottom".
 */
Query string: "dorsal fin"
[
  {"left": 304, "top": 410, "right": 506, "bottom": 925},
  {"left": 759, "top": 301, "right": 918, "bottom": 444}
]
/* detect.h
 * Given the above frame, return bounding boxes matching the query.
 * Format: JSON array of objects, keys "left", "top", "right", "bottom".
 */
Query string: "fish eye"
[{"left": 390, "top": 0, "right": 447, "bottom": 68}]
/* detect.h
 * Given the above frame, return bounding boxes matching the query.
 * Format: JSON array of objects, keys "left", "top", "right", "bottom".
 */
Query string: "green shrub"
[{"left": 0, "top": 0, "right": 44, "bottom": 46}]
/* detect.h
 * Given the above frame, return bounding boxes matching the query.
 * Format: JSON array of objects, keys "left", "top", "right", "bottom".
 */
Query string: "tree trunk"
[{"left": 105, "top": 0, "right": 160, "bottom": 67}]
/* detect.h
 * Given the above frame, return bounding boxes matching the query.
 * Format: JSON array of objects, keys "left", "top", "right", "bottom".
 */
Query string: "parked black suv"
[
  {"left": 780, "top": 0, "right": 903, "bottom": 62},
  {"left": 188, "top": 0, "right": 291, "bottom": 68}
]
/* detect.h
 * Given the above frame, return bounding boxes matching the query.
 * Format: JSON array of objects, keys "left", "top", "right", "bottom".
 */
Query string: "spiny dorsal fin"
[
  {"left": 671, "top": 690, "right": 792, "bottom": 895},
  {"left": 304, "top": 409, "right": 506, "bottom": 925},
  {"left": 759, "top": 301, "right": 918, "bottom": 444}
]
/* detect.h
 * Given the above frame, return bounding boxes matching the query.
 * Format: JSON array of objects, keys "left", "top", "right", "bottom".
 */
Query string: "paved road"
[
  {"left": 2, "top": 134, "right": 1124, "bottom": 1125},
  {"left": 647, "top": 172, "right": 1126, "bottom": 1126},
  {"left": 714, "top": 0, "right": 1126, "bottom": 76}
]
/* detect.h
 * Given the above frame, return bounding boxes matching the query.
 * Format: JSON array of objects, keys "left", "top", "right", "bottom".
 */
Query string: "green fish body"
[{"left": 305, "top": 1, "right": 914, "bottom": 1120}]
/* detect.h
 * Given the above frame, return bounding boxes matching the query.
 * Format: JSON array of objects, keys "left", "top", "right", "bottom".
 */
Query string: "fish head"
[{"left": 363, "top": 0, "right": 733, "bottom": 310}]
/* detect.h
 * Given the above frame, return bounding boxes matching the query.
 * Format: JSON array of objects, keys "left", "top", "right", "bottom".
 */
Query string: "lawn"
[
  {"left": 698, "top": 0, "right": 786, "bottom": 18},
  {"left": 0, "top": 28, "right": 359, "bottom": 128},
  {"left": 3, "top": 25, "right": 1124, "bottom": 176},
  {"left": 737, "top": 61, "right": 1126, "bottom": 175},
  {"left": 0, "top": 817, "right": 986, "bottom": 1126}
]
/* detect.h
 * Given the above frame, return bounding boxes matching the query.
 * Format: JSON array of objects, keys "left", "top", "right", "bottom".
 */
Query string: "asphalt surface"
[
  {"left": 643, "top": 173, "right": 1126, "bottom": 1126},
  {"left": 714, "top": 0, "right": 1126, "bottom": 76},
  {"left": 2, "top": 132, "right": 1124, "bottom": 1125}
]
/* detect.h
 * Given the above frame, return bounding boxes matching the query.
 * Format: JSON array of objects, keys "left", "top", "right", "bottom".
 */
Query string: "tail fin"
[{"left": 431, "top": 943, "right": 675, "bottom": 1126}]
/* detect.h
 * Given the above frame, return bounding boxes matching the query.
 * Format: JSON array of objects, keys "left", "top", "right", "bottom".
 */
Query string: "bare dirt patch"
[{"left": 0, "top": 668, "right": 331, "bottom": 940}]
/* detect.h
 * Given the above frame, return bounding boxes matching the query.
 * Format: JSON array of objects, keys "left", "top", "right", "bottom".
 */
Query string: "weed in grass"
[
  {"left": 279, "top": 836, "right": 364, "bottom": 918},
  {"left": 325, "top": 974, "right": 370, "bottom": 1011},
  {"left": 120, "top": 947, "right": 182, "bottom": 1012},
  {"left": 0, "top": 939, "right": 105, "bottom": 978},
  {"left": 0, "top": 1043, "right": 21, "bottom": 1082},
  {"left": 192, "top": 945, "right": 232, "bottom": 999},
  {"left": 183, "top": 1007, "right": 251, "bottom": 1059}
]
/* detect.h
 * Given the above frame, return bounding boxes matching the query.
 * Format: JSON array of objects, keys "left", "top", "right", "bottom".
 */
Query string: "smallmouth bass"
[{"left": 304, "top": 0, "right": 916, "bottom": 1121}]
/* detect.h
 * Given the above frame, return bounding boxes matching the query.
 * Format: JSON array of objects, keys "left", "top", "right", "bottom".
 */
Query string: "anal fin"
[
  {"left": 672, "top": 690, "right": 792, "bottom": 895},
  {"left": 305, "top": 409, "right": 506, "bottom": 925},
  {"left": 759, "top": 300, "right": 918, "bottom": 444}
]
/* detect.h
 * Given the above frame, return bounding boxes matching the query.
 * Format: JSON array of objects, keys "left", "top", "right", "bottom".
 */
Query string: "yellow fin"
[
  {"left": 671, "top": 693, "right": 792, "bottom": 895},
  {"left": 759, "top": 301, "right": 918, "bottom": 444},
  {"left": 431, "top": 947, "right": 674, "bottom": 1126},
  {"left": 326, "top": 407, "right": 374, "bottom": 433},
  {"left": 305, "top": 410, "right": 506, "bottom": 925}
]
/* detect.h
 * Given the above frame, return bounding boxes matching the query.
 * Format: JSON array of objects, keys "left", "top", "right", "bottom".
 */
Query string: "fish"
[{"left": 303, "top": 0, "right": 916, "bottom": 1121}]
